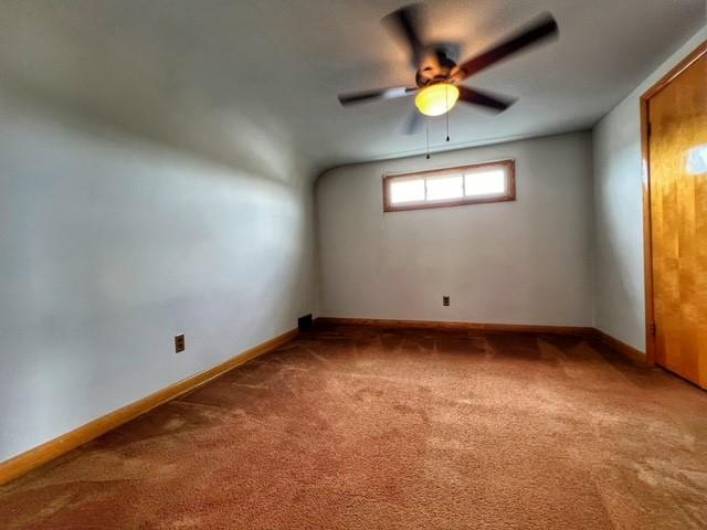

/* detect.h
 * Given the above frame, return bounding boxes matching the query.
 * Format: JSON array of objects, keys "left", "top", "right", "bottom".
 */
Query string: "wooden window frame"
[{"left": 382, "top": 159, "right": 516, "bottom": 213}]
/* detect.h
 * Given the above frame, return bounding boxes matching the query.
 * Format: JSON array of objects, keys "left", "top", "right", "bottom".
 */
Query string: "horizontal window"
[{"left": 383, "top": 159, "right": 516, "bottom": 212}]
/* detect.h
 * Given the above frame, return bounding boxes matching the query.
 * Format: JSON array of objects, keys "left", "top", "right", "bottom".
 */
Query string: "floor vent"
[{"left": 298, "top": 314, "right": 313, "bottom": 331}]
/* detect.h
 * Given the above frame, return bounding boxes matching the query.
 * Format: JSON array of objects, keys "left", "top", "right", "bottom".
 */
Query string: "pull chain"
[
  {"left": 445, "top": 88, "right": 450, "bottom": 142},
  {"left": 425, "top": 119, "right": 430, "bottom": 159}
]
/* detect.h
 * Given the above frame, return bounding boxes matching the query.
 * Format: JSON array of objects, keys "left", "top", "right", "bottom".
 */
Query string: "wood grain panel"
[{"left": 646, "top": 46, "right": 707, "bottom": 388}]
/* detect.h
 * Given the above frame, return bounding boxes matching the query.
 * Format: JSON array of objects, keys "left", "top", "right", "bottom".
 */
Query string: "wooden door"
[{"left": 646, "top": 45, "right": 707, "bottom": 388}]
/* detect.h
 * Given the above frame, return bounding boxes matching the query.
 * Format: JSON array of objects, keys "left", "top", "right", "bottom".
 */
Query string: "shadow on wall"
[
  {"left": 592, "top": 103, "right": 646, "bottom": 351},
  {"left": 0, "top": 84, "right": 317, "bottom": 462},
  {"left": 0, "top": 79, "right": 307, "bottom": 187},
  {"left": 0, "top": 0, "right": 317, "bottom": 464},
  {"left": 0, "top": 1, "right": 317, "bottom": 185}
]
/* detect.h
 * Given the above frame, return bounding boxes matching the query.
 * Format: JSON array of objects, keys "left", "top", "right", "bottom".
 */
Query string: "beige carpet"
[{"left": 1, "top": 325, "right": 706, "bottom": 529}]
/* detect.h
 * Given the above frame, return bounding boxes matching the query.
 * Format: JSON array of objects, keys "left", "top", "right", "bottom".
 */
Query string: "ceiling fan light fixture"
[{"left": 414, "top": 83, "right": 459, "bottom": 117}]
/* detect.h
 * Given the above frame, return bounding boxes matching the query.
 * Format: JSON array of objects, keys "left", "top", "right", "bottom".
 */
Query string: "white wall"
[
  {"left": 316, "top": 132, "right": 594, "bottom": 326},
  {"left": 592, "top": 26, "right": 707, "bottom": 352},
  {"left": 0, "top": 91, "right": 316, "bottom": 462}
]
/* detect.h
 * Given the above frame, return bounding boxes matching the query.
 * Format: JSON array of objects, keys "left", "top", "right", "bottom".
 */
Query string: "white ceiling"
[{"left": 1, "top": 0, "right": 704, "bottom": 177}]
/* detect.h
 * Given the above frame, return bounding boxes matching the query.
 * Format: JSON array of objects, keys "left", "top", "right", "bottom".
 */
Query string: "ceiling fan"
[{"left": 337, "top": 3, "right": 559, "bottom": 133}]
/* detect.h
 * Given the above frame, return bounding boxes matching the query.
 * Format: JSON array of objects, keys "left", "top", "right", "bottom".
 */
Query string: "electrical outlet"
[
  {"left": 443, "top": 296, "right": 450, "bottom": 307},
  {"left": 175, "top": 334, "right": 185, "bottom": 353}
]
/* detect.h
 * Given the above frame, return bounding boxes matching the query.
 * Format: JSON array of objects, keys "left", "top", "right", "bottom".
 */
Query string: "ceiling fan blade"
[
  {"left": 458, "top": 86, "right": 516, "bottom": 112},
  {"left": 403, "top": 110, "right": 424, "bottom": 135},
  {"left": 382, "top": 3, "right": 426, "bottom": 68},
  {"left": 338, "top": 86, "right": 417, "bottom": 106},
  {"left": 452, "top": 13, "right": 558, "bottom": 82}
]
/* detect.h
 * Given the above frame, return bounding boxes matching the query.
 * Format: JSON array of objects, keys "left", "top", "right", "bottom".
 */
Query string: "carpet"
[{"left": 1, "top": 325, "right": 706, "bottom": 529}]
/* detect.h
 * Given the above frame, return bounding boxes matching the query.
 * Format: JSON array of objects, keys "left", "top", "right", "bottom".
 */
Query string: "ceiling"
[{"left": 0, "top": 0, "right": 704, "bottom": 178}]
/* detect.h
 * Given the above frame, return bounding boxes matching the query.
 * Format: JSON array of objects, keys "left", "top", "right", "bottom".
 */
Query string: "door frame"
[{"left": 640, "top": 40, "right": 707, "bottom": 366}]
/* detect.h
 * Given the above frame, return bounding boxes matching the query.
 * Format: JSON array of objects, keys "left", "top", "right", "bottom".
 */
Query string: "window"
[{"left": 383, "top": 159, "right": 516, "bottom": 212}]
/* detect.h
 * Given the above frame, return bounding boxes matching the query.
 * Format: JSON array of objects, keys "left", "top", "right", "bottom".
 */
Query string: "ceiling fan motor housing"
[{"left": 416, "top": 47, "right": 458, "bottom": 87}]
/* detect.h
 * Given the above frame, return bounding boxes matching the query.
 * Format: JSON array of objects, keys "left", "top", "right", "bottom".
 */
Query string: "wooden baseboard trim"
[
  {"left": 591, "top": 328, "right": 648, "bottom": 366},
  {"left": 316, "top": 318, "right": 649, "bottom": 365},
  {"left": 0, "top": 328, "right": 298, "bottom": 486},
  {"left": 315, "top": 317, "right": 593, "bottom": 336},
  {"left": 0, "top": 323, "right": 647, "bottom": 485}
]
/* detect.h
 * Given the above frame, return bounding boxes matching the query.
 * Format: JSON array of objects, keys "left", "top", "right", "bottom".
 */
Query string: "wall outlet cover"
[{"left": 175, "top": 334, "right": 185, "bottom": 353}]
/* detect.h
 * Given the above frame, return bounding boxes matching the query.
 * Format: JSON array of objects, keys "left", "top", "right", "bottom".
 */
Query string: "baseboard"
[
  {"left": 316, "top": 317, "right": 649, "bottom": 365},
  {"left": 0, "top": 323, "right": 647, "bottom": 486},
  {"left": 315, "top": 317, "right": 593, "bottom": 336},
  {"left": 0, "top": 328, "right": 298, "bottom": 486},
  {"left": 591, "top": 328, "right": 648, "bottom": 366}
]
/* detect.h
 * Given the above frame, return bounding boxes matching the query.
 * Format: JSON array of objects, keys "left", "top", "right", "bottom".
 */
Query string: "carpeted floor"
[{"left": 1, "top": 325, "right": 706, "bottom": 529}]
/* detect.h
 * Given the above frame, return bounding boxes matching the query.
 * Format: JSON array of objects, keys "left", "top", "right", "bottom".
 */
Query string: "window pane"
[
  {"left": 426, "top": 175, "right": 463, "bottom": 201},
  {"left": 464, "top": 169, "right": 506, "bottom": 197},
  {"left": 390, "top": 178, "right": 425, "bottom": 204},
  {"left": 384, "top": 160, "right": 514, "bottom": 212}
]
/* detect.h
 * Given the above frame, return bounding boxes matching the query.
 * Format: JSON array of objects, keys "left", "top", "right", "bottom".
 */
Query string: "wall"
[
  {"left": 316, "top": 132, "right": 593, "bottom": 326},
  {"left": 0, "top": 91, "right": 316, "bottom": 462},
  {"left": 592, "top": 26, "right": 707, "bottom": 352}
]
